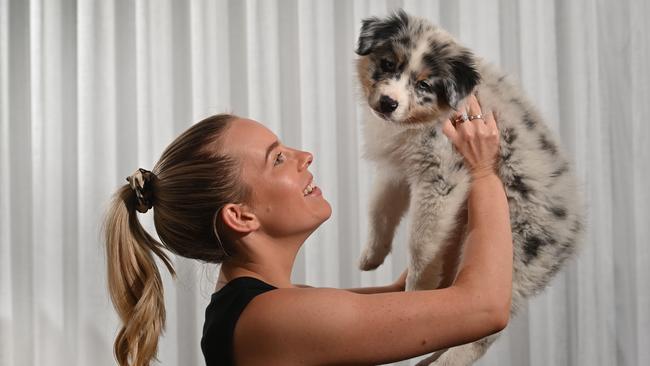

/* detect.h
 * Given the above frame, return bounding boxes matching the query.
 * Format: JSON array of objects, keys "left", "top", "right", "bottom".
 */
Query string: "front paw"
[{"left": 358, "top": 245, "right": 389, "bottom": 271}]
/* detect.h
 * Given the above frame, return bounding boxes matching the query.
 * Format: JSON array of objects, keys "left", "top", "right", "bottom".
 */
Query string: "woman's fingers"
[
  {"left": 457, "top": 95, "right": 479, "bottom": 135},
  {"left": 443, "top": 93, "right": 501, "bottom": 179},
  {"left": 485, "top": 111, "right": 498, "bottom": 132},
  {"left": 467, "top": 94, "right": 481, "bottom": 116},
  {"left": 466, "top": 94, "right": 489, "bottom": 131},
  {"left": 448, "top": 94, "right": 495, "bottom": 138},
  {"left": 442, "top": 119, "right": 459, "bottom": 143}
]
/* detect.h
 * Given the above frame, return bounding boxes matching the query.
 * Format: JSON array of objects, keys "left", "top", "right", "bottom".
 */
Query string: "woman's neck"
[{"left": 216, "top": 234, "right": 304, "bottom": 290}]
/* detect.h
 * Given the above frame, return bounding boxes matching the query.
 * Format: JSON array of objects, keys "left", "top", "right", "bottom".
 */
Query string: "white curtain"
[{"left": 1, "top": 0, "right": 649, "bottom": 365}]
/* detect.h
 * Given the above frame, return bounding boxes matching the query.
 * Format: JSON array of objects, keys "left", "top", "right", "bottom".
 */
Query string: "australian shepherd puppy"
[{"left": 355, "top": 10, "right": 585, "bottom": 365}]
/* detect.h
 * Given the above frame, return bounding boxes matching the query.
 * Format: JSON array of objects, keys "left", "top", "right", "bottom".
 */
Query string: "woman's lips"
[
  {"left": 309, "top": 186, "right": 322, "bottom": 197},
  {"left": 303, "top": 182, "right": 322, "bottom": 197}
]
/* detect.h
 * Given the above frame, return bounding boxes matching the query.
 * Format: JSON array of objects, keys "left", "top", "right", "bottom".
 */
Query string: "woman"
[{"left": 103, "top": 95, "right": 512, "bottom": 366}]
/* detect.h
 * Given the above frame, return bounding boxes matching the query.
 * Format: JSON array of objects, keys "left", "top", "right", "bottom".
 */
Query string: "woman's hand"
[
  {"left": 442, "top": 94, "right": 500, "bottom": 181},
  {"left": 392, "top": 269, "right": 408, "bottom": 292}
]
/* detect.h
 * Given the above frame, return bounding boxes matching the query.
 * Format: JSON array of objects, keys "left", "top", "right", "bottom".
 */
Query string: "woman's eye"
[
  {"left": 273, "top": 152, "right": 286, "bottom": 166},
  {"left": 417, "top": 80, "right": 432, "bottom": 92},
  {"left": 380, "top": 59, "right": 395, "bottom": 72}
]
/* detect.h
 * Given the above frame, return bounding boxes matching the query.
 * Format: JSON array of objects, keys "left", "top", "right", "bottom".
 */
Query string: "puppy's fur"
[{"left": 355, "top": 10, "right": 585, "bottom": 366}]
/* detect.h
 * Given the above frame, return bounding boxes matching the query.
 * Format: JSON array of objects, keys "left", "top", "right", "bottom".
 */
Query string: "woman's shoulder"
[
  {"left": 202, "top": 277, "right": 291, "bottom": 365},
  {"left": 235, "top": 282, "right": 352, "bottom": 315},
  {"left": 206, "top": 276, "right": 278, "bottom": 314},
  {"left": 216, "top": 276, "right": 276, "bottom": 292},
  {"left": 213, "top": 276, "right": 345, "bottom": 305},
  {"left": 232, "top": 285, "right": 359, "bottom": 364}
]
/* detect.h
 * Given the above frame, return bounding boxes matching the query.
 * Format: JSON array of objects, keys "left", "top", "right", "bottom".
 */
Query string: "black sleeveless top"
[{"left": 201, "top": 276, "right": 278, "bottom": 366}]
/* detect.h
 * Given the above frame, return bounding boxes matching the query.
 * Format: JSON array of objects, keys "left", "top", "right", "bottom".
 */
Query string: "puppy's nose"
[{"left": 379, "top": 95, "right": 398, "bottom": 113}]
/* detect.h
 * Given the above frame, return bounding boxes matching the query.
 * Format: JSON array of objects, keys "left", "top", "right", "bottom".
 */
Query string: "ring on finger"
[
  {"left": 453, "top": 112, "right": 469, "bottom": 125},
  {"left": 468, "top": 114, "right": 484, "bottom": 121}
]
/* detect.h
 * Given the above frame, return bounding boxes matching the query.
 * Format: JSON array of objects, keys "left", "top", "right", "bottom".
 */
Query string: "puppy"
[{"left": 355, "top": 10, "right": 585, "bottom": 366}]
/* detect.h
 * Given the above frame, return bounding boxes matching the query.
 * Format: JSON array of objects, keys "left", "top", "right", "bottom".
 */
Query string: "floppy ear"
[
  {"left": 441, "top": 51, "right": 481, "bottom": 110},
  {"left": 356, "top": 10, "right": 411, "bottom": 56},
  {"left": 356, "top": 16, "right": 381, "bottom": 55}
]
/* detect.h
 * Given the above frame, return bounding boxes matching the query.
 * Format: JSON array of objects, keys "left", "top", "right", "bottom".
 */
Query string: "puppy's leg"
[
  {"left": 358, "top": 171, "right": 410, "bottom": 271},
  {"left": 406, "top": 186, "right": 463, "bottom": 291},
  {"left": 438, "top": 205, "right": 468, "bottom": 289}
]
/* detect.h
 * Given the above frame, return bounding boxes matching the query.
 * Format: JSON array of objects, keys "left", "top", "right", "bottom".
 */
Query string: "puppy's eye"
[
  {"left": 417, "top": 80, "right": 432, "bottom": 93},
  {"left": 380, "top": 59, "right": 395, "bottom": 72}
]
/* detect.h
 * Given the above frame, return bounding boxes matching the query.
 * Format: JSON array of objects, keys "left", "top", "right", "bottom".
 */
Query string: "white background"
[{"left": 1, "top": 0, "right": 649, "bottom": 365}]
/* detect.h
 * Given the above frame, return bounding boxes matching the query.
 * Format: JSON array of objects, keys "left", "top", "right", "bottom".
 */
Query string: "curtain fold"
[{"left": 1, "top": 0, "right": 648, "bottom": 365}]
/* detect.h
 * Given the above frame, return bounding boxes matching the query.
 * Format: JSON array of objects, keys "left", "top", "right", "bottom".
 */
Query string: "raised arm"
[
  {"left": 235, "top": 279, "right": 508, "bottom": 365},
  {"left": 442, "top": 97, "right": 512, "bottom": 317},
  {"left": 232, "top": 100, "right": 512, "bottom": 365}
]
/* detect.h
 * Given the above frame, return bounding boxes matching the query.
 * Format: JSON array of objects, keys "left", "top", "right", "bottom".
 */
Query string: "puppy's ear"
[
  {"left": 356, "top": 10, "right": 411, "bottom": 56},
  {"left": 356, "top": 16, "right": 381, "bottom": 55},
  {"left": 441, "top": 51, "right": 481, "bottom": 110}
]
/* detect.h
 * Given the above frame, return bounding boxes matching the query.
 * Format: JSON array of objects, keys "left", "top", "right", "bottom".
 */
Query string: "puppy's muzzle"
[{"left": 379, "top": 95, "right": 398, "bottom": 114}]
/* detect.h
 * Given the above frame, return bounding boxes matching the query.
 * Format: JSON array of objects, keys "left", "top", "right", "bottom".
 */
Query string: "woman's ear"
[{"left": 220, "top": 203, "right": 260, "bottom": 233}]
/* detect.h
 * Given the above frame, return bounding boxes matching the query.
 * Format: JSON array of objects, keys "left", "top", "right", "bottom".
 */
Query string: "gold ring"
[{"left": 453, "top": 112, "right": 469, "bottom": 124}]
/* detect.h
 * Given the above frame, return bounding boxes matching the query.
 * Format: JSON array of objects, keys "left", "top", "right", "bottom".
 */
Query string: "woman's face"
[{"left": 221, "top": 118, "right": 332, "bottom": 238}]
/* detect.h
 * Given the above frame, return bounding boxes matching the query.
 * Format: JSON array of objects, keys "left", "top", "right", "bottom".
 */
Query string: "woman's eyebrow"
[{"left": 264, "top": 140, "right": 280, "bottom": 162}]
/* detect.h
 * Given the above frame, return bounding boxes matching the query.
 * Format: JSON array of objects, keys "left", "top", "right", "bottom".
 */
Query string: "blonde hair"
[{"left": 102, "top": 114, "right": 251, "bottom": 366}]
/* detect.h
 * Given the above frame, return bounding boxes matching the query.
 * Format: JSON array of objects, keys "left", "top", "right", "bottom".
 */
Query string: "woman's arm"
[
  {"left": 442, "top": 97, "right": 512, "bottom": 316},
  {"left": 452, "top": 173, "right": 512, "bottom": 315},
  {"left": 236, "top": 282, "right": 508, "bottom": 365},
  {"left": 343, "top": 268, "right": 407, "bottom": 293},
  {"left": 344, "top": 284, "right": 401, "bottom": 294},
  {"left": 233, "top": 97, "right": 512, "bottom": 365},
  {"left": 295, "top": 283, "right": 400, "bottom": 293},
  {"left": 295, "top": 269, "right": 407, "bottom": 293}
]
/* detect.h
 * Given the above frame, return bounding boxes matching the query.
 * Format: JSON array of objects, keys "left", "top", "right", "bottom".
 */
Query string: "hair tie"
[{"left": 126, "top": 168, "right": 156, "bottom": 213}]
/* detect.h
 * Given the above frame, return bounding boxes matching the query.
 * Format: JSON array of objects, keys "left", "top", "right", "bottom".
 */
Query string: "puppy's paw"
[
  {"left": 405, "top": 274, "right": 418, "bottom": 291},
  {"left": 358, "top": 245, "right": 388, "bottom": 271}
]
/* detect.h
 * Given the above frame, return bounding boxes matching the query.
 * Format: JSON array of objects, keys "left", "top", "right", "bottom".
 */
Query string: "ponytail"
[
  {"left": 103, "top": 184, "right": 176, "bottom": 366},
  {"left": 102, "top": 114, "right": 248, "bottom": 365}
]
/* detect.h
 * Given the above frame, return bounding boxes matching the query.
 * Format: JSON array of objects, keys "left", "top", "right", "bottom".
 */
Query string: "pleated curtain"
[{"left": 1, "top": 0, "right": 649, "bottom": 365}]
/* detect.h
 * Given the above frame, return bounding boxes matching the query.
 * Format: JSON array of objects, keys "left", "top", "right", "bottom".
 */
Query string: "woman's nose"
[{"left": 298, "top": 151, "right": 313, "bottom": 171}]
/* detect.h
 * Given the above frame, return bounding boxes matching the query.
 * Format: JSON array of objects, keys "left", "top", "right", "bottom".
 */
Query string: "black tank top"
[{"left": 201, "top": 276, "right": 278, "bottom": 366}]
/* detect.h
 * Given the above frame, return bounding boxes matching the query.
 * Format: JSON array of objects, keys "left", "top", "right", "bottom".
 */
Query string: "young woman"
[{"left": 103, "top": 94, "right": 512, "bottom": 366}]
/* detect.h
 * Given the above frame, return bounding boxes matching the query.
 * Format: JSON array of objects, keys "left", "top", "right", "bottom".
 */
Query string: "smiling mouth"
[{"left": 303, "top": 181, "right": 316, "bottom": 196}]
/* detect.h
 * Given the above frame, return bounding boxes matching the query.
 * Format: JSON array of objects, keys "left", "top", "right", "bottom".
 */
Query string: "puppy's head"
[{"left": 356, "top": 10, "right": 480, "bottom": 127}]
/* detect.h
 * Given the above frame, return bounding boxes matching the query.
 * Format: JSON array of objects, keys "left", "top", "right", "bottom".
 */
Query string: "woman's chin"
[
  {"left": 319, "top": 199, "right": 333, "bottom": 221},
  {"left": 308, "top": 200, "right": 333, "bottom": 231}
]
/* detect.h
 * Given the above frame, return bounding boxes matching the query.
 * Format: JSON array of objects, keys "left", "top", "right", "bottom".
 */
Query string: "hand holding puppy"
[{"left": 442, "top": 94, "right": 501, "bottom": 181}]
